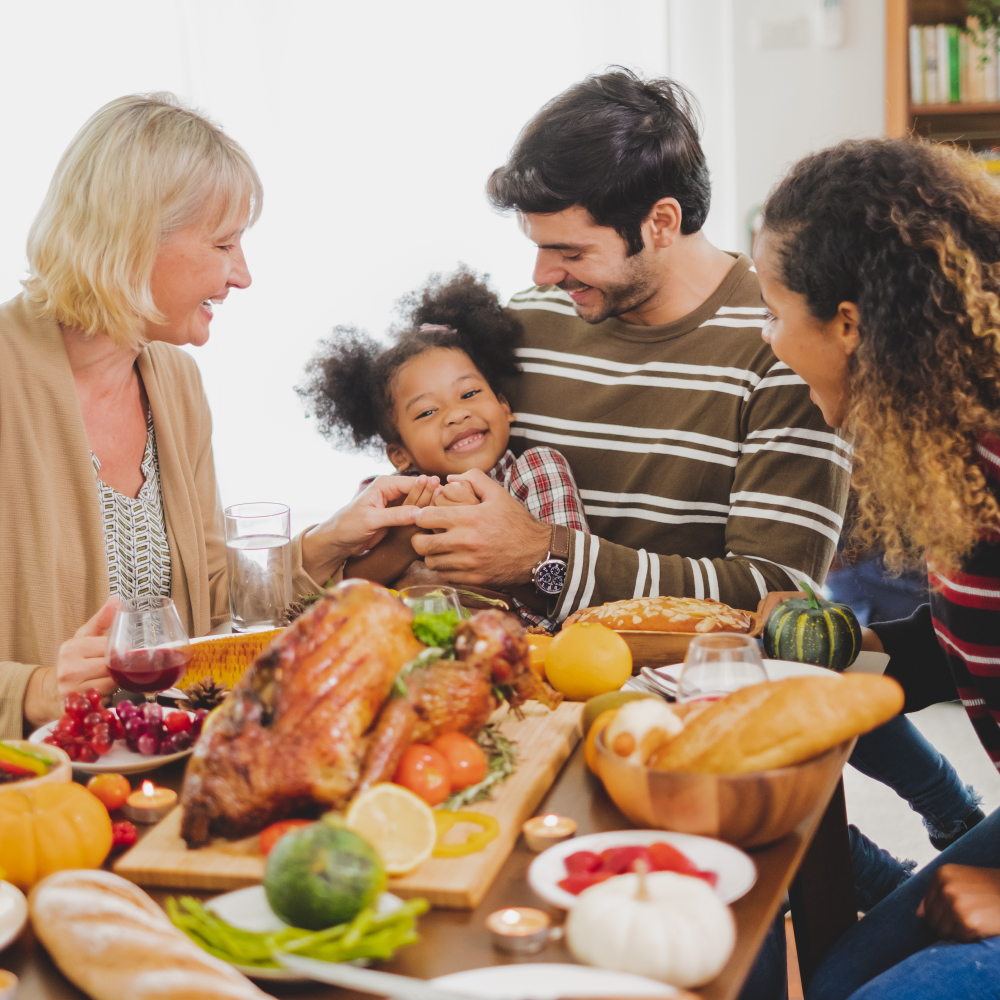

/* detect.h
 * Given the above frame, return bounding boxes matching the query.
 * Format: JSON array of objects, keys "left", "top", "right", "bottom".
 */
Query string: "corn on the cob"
[{"left": 181, "top": 630, "right": 282, "bottom": 690}]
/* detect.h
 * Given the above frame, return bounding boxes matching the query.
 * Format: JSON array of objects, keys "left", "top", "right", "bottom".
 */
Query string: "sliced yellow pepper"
[{"left": 432, "top": 810, "right": 500, "bottom": 858}]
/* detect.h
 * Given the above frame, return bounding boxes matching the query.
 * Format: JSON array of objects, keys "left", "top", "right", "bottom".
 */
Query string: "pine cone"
[
  {"left": 184, "top": 676, "right": 229, "bottom": 710},
  {"left": 281, "top": 593, "right": 324, "bottom": 626}
]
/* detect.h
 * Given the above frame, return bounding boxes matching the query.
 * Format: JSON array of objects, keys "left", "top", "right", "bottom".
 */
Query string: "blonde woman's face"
[{"left": 145, "top": 215, "right": 251, "bottom": 348}]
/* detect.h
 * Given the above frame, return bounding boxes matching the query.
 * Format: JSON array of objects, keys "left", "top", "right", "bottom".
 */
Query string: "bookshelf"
[{"left": 886, "top": 0, "right": 1000, "bottom": 147}]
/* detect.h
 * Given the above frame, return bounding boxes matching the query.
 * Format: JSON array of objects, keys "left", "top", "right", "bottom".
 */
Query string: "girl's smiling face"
[{"left": 386, "top": 347, "right": 514, "bottom": 477}]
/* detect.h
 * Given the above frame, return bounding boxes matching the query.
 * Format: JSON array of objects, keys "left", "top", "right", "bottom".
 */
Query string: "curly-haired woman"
[{"left": 755, "top": 138, "right": 1000, "bottom": 998}]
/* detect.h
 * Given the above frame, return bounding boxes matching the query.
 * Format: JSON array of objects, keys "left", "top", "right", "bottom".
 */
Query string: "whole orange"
[
  {"left": 86, "top": 773, "right": 131, "bottom": 812},
  {"left": 584, "top": 708, "right": 618, "bottom": 774},
  {"left": 528, "top": 635, "right": 554, "bottom": 681},
  {"left": 544, "top": 623, "right": 633, "bottom": 701}
]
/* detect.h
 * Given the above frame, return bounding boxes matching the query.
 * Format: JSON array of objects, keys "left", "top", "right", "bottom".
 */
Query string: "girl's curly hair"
[
  {"left": 298, "top": 267, "right": 522, "bottom": 453},
  {"left": 762, "top": 138, "right": 1000, "bottom": 573}
]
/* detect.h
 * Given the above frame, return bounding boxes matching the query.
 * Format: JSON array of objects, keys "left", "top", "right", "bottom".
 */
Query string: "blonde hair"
[{"left": 23, "top": 92, "right": 262, "bottom": 349}]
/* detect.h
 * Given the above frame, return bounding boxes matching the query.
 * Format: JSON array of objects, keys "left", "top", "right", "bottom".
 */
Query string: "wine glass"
[
  {"left": 398, "top": 585, "right": 466, "bottom": 619},
  {"left": 107, "top": 596, "right": 192, "bottom": 704},
  {"left": 676, "top": 634, "right": 768, "bottom": 703}
]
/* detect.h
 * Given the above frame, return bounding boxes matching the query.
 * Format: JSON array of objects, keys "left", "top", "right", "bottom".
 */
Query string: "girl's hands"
[
  {"left": 24, "top": 597, "right": 119, "bottom": 727},
  {"left": 403, "top": 475, "right": 440, "bottom": 508},
  {"left": 432, "top": 479, "right": 480, "bottom": 507},
  {"left": 918, "top": 864, "right": 1000, "bottom": 941}
]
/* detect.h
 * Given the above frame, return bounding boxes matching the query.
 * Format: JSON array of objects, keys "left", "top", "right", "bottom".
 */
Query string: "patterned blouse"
[{"left": 92, "top": 411, "right": 172, "bottom": 602}]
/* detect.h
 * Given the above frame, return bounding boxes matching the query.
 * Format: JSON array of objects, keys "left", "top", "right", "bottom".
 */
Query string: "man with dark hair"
[{"left": 411, "top": 69, "right": 849, "bottom": 623}]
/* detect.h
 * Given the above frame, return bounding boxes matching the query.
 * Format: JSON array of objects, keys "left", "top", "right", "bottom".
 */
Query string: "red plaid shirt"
[{"left": 358, "top": 447, "right": 588, "bottom": 630}]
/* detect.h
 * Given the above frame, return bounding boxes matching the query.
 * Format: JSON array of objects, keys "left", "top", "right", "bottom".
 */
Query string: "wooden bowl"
[
  {"left": 1, "top": 741, "right": 72, "bottom": 791},
  {"left": 594, "top": 729, "right": 851, "bottom": 848}
]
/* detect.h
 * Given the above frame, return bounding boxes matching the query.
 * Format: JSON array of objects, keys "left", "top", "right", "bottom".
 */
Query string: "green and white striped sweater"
[{"left": 502, "top": 253, "right": 851, "bottom": 619}]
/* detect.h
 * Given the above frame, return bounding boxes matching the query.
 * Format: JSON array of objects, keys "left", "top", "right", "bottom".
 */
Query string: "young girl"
[{"left": 299, "top": 268, "right": 588, "bottom": 627}]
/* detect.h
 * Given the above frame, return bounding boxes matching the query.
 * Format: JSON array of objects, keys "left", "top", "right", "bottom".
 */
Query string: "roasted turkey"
[{"left": 180, "top": 579, "right": 560, "bottom": 845}]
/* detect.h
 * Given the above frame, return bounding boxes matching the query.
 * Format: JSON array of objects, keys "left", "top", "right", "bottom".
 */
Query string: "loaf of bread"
[
  {"left": 649, "top": 674, "right": 904, "bottom": 774},
  {"left": 28, "top": 870, "right": 271, "bottom": 1000},
  {"left": 564, "top": 596, "right": 752, "bottom": 634}
]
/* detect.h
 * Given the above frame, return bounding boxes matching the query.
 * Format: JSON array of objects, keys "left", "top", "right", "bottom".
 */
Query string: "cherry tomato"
[
  {"left": 87, "top": 773, "right": 131, "bottom": 812},
  {"left": 259, "top": 819, "right": 314, "bottom": 856},
  {"left": 430, "top": 732, "right": 487, "bottom": 790},
  {"left": 393, "top": 744, "right": 452, "bottom": 805},
  {"left": 164, "top": 711, "right": 192, "bottom": 734}
]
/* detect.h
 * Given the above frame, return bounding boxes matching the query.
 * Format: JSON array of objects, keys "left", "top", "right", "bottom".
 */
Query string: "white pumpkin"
[{"left": 566, "top": 870, "right": 735, "bottom": 987}]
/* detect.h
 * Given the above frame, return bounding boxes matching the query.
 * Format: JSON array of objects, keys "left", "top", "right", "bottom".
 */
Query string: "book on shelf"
[{"left": 910, "top": 19, "right": 1000, "bottom": 105}]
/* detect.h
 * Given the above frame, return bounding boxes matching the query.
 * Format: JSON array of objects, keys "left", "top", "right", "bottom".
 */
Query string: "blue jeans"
[
  {"left": 848, "top": 714, "right": 981, "bottom": 909},
  {"left": 826, "top": 556, "right": 926, "bottom": 627},
  {"left": 807, "top": 806, "right": 1000, "bottom": 1000}
]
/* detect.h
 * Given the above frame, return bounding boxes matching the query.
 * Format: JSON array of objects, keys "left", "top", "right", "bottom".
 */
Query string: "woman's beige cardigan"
[{"left": 0, "top": 294, "right": 325, "bottom": 739}]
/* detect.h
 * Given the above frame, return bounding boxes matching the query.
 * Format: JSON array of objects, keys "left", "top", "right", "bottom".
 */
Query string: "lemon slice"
[{"left": 345, "top": 783, "right": 437, "bottom": 875}]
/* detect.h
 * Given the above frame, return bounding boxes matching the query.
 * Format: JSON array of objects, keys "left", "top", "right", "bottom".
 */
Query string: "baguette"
[
  {"left": 649, "top": 674, "right": 904, "bottom": 774},
  {"left": 564, "top": 596, "right": 752, "bottom": 634},
  {"left": 28, "top": 870, "right": 271, "bottom": 1000}
]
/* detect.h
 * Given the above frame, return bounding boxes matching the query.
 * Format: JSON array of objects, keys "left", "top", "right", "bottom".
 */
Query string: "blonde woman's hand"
[{"left": 24, "top": 597, "right": 119, "bottom": 727}]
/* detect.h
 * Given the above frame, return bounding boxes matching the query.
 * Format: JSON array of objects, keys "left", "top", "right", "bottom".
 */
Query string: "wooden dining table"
[{"left": 5, "top": 740, "right": 857, "bottom": 1000}]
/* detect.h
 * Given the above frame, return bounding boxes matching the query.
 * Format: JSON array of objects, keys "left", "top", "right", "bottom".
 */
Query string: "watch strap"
[{"left": 549, "top": 524, "right": 570, "bottom": 561}]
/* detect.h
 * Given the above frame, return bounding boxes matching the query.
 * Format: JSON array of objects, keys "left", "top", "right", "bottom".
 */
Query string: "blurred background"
[{"left": 0, "top": 0, "right": 885, "bottom": 533}]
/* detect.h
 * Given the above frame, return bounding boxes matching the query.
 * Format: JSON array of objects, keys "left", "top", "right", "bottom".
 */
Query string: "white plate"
[
  {"left": 647, "top": 653, "right": 888, "bottom": 686},
  {"left": 204, "top": 885, "right": 404, "bottom": 982},
  {"left": 0, "top": 882, "right": 27, "bottom": 953},
  {"left": 431, "top": 963, "right": 676, "bottom": 999},
  {"left": 528, "top": 829, "right": 756, "bottom": 911},
  {"left": 28, "top": 710, "right": 196, "bottom": 775}
]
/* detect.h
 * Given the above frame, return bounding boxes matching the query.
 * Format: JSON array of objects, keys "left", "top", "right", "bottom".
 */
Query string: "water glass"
[
  {"left": 399, "top": 585, "right": 465, "bottom": 619},
  {"left": 107, "top": 596, "right": 191, "bottom": 702},
  {"left": 225, "top": 502, "right": 292, "bottom": 633},
  {"left": 677, "top": 634, "right": 768, "bottom": 703}
]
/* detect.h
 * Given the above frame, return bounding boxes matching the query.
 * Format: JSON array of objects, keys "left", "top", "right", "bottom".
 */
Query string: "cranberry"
[
  {"left": 164, "top": 711, "right": 192, "bottom": 734},
  {"left": 85, "top": 688, "right": 103, "bottom": 709},
  {"left": 64, "top": 692, "right": 90, "bottom": 719}
]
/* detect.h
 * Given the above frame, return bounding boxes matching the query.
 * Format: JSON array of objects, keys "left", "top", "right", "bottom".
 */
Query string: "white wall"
[{"left": 0, "top": 0, "right": 668, "bottom": 536}]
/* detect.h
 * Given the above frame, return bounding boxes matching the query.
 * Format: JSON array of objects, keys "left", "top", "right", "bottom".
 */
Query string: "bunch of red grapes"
[{"left": 43, "top": 688, "right": 208, "bottom": 762}]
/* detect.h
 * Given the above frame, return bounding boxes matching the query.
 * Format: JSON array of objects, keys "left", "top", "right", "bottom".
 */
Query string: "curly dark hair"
[
  {"left": 487, "top": 68, "right": 709, "bottom": 256},
  {"left": 761, "top": 138, "right": 1000, "bottom": 572},
  {"left": 298, "top": 267, "right": 522, "bottom": 453}
]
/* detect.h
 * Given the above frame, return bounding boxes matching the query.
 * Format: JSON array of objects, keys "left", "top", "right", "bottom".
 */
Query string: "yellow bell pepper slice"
[{"left": 432, "top": 810, "right": 500, "bottom": 858}]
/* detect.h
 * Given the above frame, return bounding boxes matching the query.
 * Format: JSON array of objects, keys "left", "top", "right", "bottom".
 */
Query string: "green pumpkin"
[{"left": 763, "top": 581, "right": 862, "bottom": 671}]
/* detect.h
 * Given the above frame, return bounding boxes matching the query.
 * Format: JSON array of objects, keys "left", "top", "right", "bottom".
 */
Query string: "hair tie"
[{"left": 419, "top": 323, "right": 456, "bottom": 334}]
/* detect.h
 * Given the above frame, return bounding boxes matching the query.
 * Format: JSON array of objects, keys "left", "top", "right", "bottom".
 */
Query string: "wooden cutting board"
[{"left": 114, "top": 699, "right": 584, "bottom": 909}]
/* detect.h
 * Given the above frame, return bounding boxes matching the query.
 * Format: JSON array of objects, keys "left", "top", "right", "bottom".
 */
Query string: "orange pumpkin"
[{"left": 0, "top": 782, "right": 112, "bottom": 889}]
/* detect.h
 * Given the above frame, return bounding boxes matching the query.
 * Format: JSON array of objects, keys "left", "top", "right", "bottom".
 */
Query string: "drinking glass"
[
  {"left": 676, "top": 634, "right": 768, "bottom": 702},
  {"left": 107, "top": 596, "right": 191, "bottom": 703},
  {"left": 399, "top": 585, "right": 465, "bottom": 619},
  {"left": 225, "top": 502, "right": 292, "bottom": 633}
]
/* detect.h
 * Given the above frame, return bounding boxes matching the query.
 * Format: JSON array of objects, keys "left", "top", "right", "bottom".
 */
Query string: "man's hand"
[
  {"left": 24, "top": 597, "right": 119, "bottom": 727},
  {"left": 302, "top": 475, "right": 423, "bottom": 584},
  {"left": 918, "top": 865, "right": 1000, "bottom": 941},
  {"left": 431, "top": 479, "right": 480, "bottom": 508},
  {"left": 412, "top": 469, "right": 552, "bottom": 587}
]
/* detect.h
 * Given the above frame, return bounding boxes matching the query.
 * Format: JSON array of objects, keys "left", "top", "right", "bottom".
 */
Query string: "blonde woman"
[
  {"left": 0, "top": 94, "right": 423, "bottom": 739},
  {"left": 753, "top": 138, "right": 1000, "bottom": 999}
]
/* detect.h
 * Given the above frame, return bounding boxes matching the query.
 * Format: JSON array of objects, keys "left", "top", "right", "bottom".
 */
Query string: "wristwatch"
[{"left": 531, "top": 524, "right": 570, "bottom": 595}]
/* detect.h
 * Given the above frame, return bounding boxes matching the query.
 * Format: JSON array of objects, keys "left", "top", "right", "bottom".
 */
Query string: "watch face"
[{"left": 535, "top": 559, "right": 567, "bottom": 595}]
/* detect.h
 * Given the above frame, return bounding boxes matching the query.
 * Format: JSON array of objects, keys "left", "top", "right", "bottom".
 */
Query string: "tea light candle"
[
  {"left": 0, "top": 969, "right": 18, "bottom": 1000},
  {"left": 486, "top": 906, "right": 552, "bottom": 954},
  {"left": 122, "top": 780, "right": 177, "bottom": 824},
  {"left": 522, "top": 813, "right": 577, "bottom": 852}
]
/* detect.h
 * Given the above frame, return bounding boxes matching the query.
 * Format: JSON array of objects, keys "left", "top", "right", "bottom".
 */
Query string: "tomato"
[
  {"left": 430, "top": 732, "right": 487, "bottom": 790},
  {"left": 393, "top": 744, "right": 452, "bottom": 805},
  {"left": 259, "top": 819, "right": 313, "bottom": 856},
  {"left": 87, "top": 773, "right": 131, "bottom": 812}
]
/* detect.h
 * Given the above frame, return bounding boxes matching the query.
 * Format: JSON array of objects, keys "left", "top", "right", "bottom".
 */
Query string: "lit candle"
[
  {"left": 485, "top": 906, "right": 552, "bottom": 953},
  {"left": 122, "top": 780, "right": 177, "bottom": 824},
  {"left": 521, "top": 813, "right": 577, "bottom": 852}
]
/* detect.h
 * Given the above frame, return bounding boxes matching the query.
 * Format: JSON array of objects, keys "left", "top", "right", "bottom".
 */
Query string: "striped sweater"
[
  {"left": 874, "top": 433, "right": 1000, "bottom": 770},
  {"left": 502, "top": 253, "right": 851, "bottom": 618}
]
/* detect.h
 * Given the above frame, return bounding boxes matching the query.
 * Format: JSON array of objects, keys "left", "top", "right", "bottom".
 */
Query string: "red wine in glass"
[
  {"left": 107, "top": 596, "right": 191, "bottom": 702},
  {"left": 108, "top": 647, "right": 191, "bottom": 693}
]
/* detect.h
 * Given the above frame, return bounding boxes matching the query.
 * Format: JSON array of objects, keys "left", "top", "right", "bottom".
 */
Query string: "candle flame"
[
  {"left": 542, "top": 814, "right": 559, "bottom": 827},
  {"left": 142, "top": 780, "right": 155, "bottom": 798},
  {"left": 501, "top": 909, "right": 521, "bottom": 925}
]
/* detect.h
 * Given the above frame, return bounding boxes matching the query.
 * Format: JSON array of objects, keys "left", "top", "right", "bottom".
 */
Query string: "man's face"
[{"left": 520, "top": 206, "right": 658, "bottom": 324}]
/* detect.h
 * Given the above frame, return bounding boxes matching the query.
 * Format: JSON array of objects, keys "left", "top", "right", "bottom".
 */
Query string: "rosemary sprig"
[
  {"left": 392, "top": 647, "right": 445, "bottom": 698},
  {"left": 440, "top": 725, "right": 517, "bottom": 810}
]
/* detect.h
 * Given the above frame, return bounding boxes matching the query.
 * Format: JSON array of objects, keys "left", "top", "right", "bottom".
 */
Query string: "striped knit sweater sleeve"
[{"left": 504, "top": 254, "right": 851, "bottom": 617}]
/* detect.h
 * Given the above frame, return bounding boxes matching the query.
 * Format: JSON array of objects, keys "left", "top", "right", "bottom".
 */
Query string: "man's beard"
[{"left": 558, "top": 255, "right": 658, "bottom": 325}]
